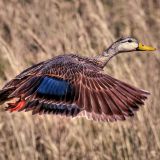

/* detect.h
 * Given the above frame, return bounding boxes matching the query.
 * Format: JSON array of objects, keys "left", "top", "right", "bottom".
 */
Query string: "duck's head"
[{"left": 104, "top": 37, "right": 156, "bottom": 57}]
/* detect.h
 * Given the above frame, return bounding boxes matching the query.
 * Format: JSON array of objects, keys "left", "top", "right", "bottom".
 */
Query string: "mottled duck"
[{"left": 0, "top": 37, "right": 156, "bottom": 122}]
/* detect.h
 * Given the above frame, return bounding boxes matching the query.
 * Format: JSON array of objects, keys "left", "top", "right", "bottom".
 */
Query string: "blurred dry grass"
[{"left": 0, "top": 0, "right": 160, "bottom": 160}]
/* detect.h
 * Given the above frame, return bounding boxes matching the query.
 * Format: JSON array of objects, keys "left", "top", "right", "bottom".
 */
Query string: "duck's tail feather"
[{"left": 0, "top": 88, "right": 15, "bottom": 104}]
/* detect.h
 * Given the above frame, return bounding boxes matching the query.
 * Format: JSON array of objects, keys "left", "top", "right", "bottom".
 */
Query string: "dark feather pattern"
[
  {"left": 37, "top": 77, "right": 72, "bottom": 98},
  {"left": 0, "top": 54, "right": 150, "bottom": 122}
]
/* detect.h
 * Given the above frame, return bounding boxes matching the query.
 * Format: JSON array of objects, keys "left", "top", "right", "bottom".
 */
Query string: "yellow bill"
[{"left": 137, "top": 43, "right": 156, "bottom": 51}]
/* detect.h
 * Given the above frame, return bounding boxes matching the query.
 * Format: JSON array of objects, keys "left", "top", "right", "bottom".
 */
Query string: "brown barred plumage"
[{"left": 0, "top": 37, "right": 156, "bottom": 122}]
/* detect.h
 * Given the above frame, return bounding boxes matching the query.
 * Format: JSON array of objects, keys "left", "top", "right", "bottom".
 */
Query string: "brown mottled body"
[
  {"left": 0, "top": 54, "right": 149, "bottom": 122},
  {"left": 0, "top": 37, "right": 155, "bottom": 122}
]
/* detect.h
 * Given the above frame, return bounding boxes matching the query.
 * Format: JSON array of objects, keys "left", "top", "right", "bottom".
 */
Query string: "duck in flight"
[{"left": 0, "top": 37, "right": 156, "bottom": 122}]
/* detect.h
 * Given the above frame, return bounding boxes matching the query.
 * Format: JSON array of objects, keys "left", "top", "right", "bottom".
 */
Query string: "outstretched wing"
[
  {"left": 74, "top": 71, "right": 149, "bottom": 121},
  {"left": 0, "top": 56, "right": 149, "bottom": 122}
]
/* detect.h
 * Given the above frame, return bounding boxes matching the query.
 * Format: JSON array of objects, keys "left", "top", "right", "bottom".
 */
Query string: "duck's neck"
[{"left": 95, "top": 48, "right": 117, "bottom": 68}]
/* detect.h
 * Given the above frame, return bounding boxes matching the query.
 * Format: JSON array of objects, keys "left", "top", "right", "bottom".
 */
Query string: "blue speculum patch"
[{"left": 37, "top": 77, "right": 71, "bottom": 97}]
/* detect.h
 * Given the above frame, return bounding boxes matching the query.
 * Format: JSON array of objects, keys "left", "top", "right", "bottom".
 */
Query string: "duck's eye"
[{"left": 128, "top": 39, "right": 132, "bottom": 43}]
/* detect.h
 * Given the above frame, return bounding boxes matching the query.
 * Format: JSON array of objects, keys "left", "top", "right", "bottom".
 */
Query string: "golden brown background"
[{"left": 0, "top": 0, "right": 160, "bottom": 160}]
